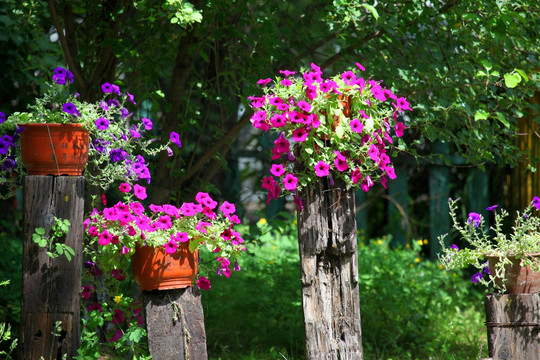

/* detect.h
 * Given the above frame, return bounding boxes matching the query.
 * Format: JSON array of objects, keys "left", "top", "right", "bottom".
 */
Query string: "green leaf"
[
  {"left": 361, "top": 4, "right": 379, "bottom": 21},
  {"left": 35, "top": 227, "right": 45, "bottom": 235},
  {"left": 495, "top": 112, "right": 510, "bottom": 128},
  {"left": 504, "top": 72, "right": 521, "bottom": 88},
  {"left": 515, "top": 69, "right": 529, "bottom": 83},
  {"left": 480, "top": 59, "right": 492, "bottom": 71},
  {"left": 474, "top": 110, "right": 489, "bottom": 121}
]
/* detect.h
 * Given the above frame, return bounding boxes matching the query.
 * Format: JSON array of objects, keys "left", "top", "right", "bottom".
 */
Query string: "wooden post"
[
  {"left": 297, "top": 177, "right": 363, "bottom": 359},
  {"left": 20, "top": 176, "right": 84, "bottom": 359},
  {"left": 485, "top": 293, "right": 540, "bottom": 360},
  {"left": 143, "top": 287, "right": 208, "bottom": 360}
]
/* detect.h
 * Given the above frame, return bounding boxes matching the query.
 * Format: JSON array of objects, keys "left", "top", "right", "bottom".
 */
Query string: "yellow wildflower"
[
  {"left": 258, "top": 218, "right": 267, "bottom": 225},
  {"left": 114, "top": 295, "right": 122, "bottom": 303},
  {"left": 415, "top": 257, "right": 421, "bottom": 263}
]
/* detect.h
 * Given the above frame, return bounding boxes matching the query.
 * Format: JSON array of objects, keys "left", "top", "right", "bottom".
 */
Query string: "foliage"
[
  {"left": 0, "top": 67, "right": 178, "bottom": 199},
  {"left": 358, "top": 235, "right": 487, "bottom": 359},
  {"left": 32, "top": 217, "right": 74, "bottom": 261},
  {"left": 203, "top": 213, "right": 304, "bottom": 359},
  {"left": 204, "top": 215, "right": 488, "bottom": 359},
  {"left": 249, "top": 62, "right": 412, "bottom": 205},
  {"left": 76, "top": 293, "right": 149, "bottom": 360},
  {"left": 439, "top": 196, "right": 540, "bottom": 293},
  {"left": 0, "top": 281, "right": 17, "bottom": 360}
]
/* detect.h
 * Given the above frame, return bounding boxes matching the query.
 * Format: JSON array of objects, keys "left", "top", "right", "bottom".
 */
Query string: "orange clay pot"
[
  {"left": 131, "top": 241, "right": 198, "bottom": 291},
  {"left": 487, "top": 254, "right": 540, "bottom": 294},
  {"left": 19, "top": 123, "right": 89, "bottom": 176}
]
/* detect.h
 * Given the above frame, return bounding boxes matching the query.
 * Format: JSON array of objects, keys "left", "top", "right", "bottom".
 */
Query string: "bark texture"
[
  {"left": 485, "top": 293, "right": 540, "bottom": 360},
  {"left": 20, "top": 176, "right": 84, "bottom": 360},
  {"left": 143, "top": 287, "right": 208, "bottom": 360},
  {"left": 297, "top": 177, "right": 363, "bottom": 359}
]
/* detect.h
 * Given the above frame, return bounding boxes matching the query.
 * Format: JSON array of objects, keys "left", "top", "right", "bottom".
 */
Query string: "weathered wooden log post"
[
  {"left": 20, "top": 176, "right": 84, "bottom": 359},
  {"left": 297, "top": 177, "right": 363, "bottom": 359},
  {"left": 143, "top": 287, "right": 208, "bottom": 359},
  {"left": 485, "top": 293, "right": 540, "bottom": 360}
]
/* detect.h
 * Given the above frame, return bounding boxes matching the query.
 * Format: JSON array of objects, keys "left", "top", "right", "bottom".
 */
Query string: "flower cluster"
[
  {"left": 0, "top": 66, "right": 181, "bottom": 198},
  {"left": 84, "top": 183, "right": 246, "bottom": 290},
  {"left": 438, "top": 196, "right": 540, "bottom": 292},
  {"left": 248, "top": 62, "right": 412, "bottom": 207}
]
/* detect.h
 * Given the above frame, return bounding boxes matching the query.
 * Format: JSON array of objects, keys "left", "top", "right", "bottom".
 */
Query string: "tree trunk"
[
  {"left": 143, "top": 287, "right": 208, "bottom": 360},
  {"left": 19, "top": 176, "right": 84, "bottom": 360},
  {"left": 485, "top": 293, "right": 540, "bottom": 360},
  {"left": 297, "top": 177, "right": 363, "bottom": 359}
]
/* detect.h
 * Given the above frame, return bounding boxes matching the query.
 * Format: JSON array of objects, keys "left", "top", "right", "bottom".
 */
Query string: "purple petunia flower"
[
  {"left": 62, "top": 102, "right": 81, "bottom": 117},
  {"left": 471, "top": 272, "right": 483, "bottom": 283},
  {"left": 532, "top": 196, "right": 540, "bottom": 211},
  {"left": 95, "top": 117, "right": 110, "bottom": 130},
  {"left": 170, "top": 131, "right": 181, "bottom": 148},
  {"left": 467, "top": 212, "right": 482, "bottom": 228},
  {"left": 141, "top": 117, "right": 153, "bottom": 130},
  {"left": 101, "top": 83, "right": 114, "bottom": 93},
  {"left": 109, "top": 148, "right": 127, "bottom": 162},
  {"left": 486, "top": 204, "right": 499, "bottom": 211},
  {"left": 0, "top": 111, "right": 6, "bottom": 124}
]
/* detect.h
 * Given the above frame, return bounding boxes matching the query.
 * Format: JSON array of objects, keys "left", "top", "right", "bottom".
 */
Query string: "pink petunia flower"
[
  {"left": 270, "top": 164, "right": 286, "bottom": 177},
  {"left": 314, "top": 161, "right": 330, "bottom": 177},
  {"left": 119, "top": 183, "right": 131, "bottom": 193},
  {"left": 350, "top": 118, "right": 364, "bottom": 134},
  {"left": 133, "top": 184, "right": 147, "bottom": 200},
  {"left": 197, "top": 276, "right": 211, "bottom": 290},
  {"left": 283, "top": 173, "right": 298, "bottom": 191}
]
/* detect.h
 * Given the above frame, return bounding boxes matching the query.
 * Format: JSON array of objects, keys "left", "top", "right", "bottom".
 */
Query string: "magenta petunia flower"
[
  {"left": 334, "top": 152, "right": 349, "bottom": 172},
  {"left": 111, "top": 309, "right": 124, "bottom": 325},
  {"left": 163, "top": 238, "right": 178, "bottom": 254},
  {"left": 395, "top": 97, "right": 412, "bottom": 111},
  {"left": 385, "top": 166, "right": 397, "bottom": 179},
  {"left": 133, "top": 184, "right": 147, "bottom": 200},
  {"left": 118, "top": 183, "right": 131, "bottom": 193},
  {"left": 296, "top": 100, "right": 312, "bottom": 112},
  {"left": 109, "top": 329, "right": 122, "bottom": 343},
  {"left": 279, "top": 69, "right": 296, "bottom": 77},
  {"left": 98, "top": 230, "right": 113, "bottom": 246},
  {"left": 280, "top": 78, "right": 292, "bottom": 87},
  {"left": 356, "top": 62, "right": 366, "bottom": 71},
  {"left": 257, "top": 78, "right": 272, "bottom": 86},
  {"left": 292, "top": 127, "right": 308, "bottom": 142},
  {"left": 270, "top": 164, "right": 285, "bottom": 177},
  {"left": 81, "top": 285, "right": 94, "bottom": 299},
  {"left": 283, "top": 173, "right": 298, "bottom": 191},
  {"left": 220, "top": 201, "right": 236, "bottom": 216},
  {"left": 270, "top": 113, "right": 287, "bottom": 128},
  {"left": 111, "top": 269, "right": 127, "bottom": 281},
  {"left": 361, "top": 176, "right": 374, "bottom": 192},
  {"left": 197, "top": 276, "right": 211, "bottom": 290},
  {"left": 314, "top": 161, "right": 330, "bottom": 177},
  {"left": 341, "top": 71, "right": 357, "bottom": 86},
  {"left": 174, "top": 232, "right": 189, "bottom": 243},
  {"left": 350, "top": 118, "right": 364, "bottom": 134},
  {"left": 351, "top": 168, "right": 362, "bottom": 184},
  {"left": 395, "top": 122, "right": 405, "bottom": 138}
]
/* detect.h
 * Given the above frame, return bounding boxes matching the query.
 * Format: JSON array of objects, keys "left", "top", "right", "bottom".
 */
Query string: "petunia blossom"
[{"left": 314, "top": 161, "right": 330, "bottom": 177}]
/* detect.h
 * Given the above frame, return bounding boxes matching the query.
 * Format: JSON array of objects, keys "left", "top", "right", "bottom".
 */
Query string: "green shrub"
[
  {"left": 357, "top": 235, "right": 488, "bottom": 359},
  {"left": 204, "top": 215, "right": 489, "bottom": 360}
]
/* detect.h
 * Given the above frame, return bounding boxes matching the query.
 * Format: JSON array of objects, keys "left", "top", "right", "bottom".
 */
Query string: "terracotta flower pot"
[
  {"left": 131, "top": 242, "right": 198, "bottom": 291},
  {"left": 19, "top": 123, "right": 89, "bottom": 175},
  {"left": 487, "top": 254, "right": 540, "bottom": 294}
]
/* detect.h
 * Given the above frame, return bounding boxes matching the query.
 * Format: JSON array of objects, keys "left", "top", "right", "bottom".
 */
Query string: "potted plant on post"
[
  {"left": 248, "top": 62, "right": 412, "bottom": 358},
  {"left": 0, "top": 66, "right": 180, "bottom": 199},
  {"left": 438, "top": 196, "right": 540, "bottom": 294},
  {"left": 248, "top": 62, "right": 412, "bottom": 208},
  {"left": 83, "top": 183, "right": 246, "bottom": 292}
]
